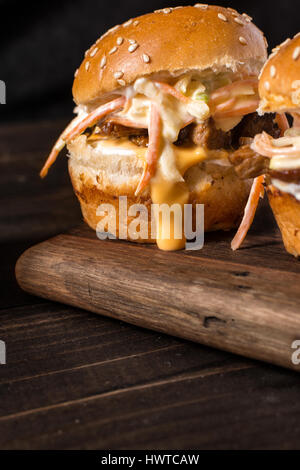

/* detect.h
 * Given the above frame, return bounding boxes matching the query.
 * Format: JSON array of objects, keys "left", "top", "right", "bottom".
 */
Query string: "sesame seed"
[
  {"left": 90, "top": 47, "right": 98, "bottom": 57},
  {"left": 129, "top": 39, "right": 136, "bottom": 44},
  {"left": 270, "top": 65, "right": 276, "bottom": 78},
  {"left": 218, "top": 13, "right": 228, "bottom": 22},
  {"left": 123, "top": 19, "right": 133, "bottom": 27},
  {"left": 117, "top": 37, "right": 124, "bottom": 45},
  {"left": 100, "top": 56, "right": 107, "bottom": 68},
  {"left": 133, "top": 20, "right": 139, "bottom": 26},
  {"left": 142, "top": 53, "right": 150, "bottom": 63},
  {"left": 114, "top": 71, "right": 124, "bottom": 79},
  {"left": 117, "top": 79, "right": 126, "bottom": 87},
  {"left": 107, "top": 25, "right": 120, "bottom": 35},
  {"left": 84, "top": 50, "right": 89, "bottom": 57},
  {"left": 74, "top": 69, "right": 78, "bottom": 77},
  {"left": 239, "top": 36, "right": 247, "bottom": 45},
  {"left": 194, "top": 4, "right": 208, "bottom": 8},
  {"left": 279, "top": 38, "right": 290, "bottom": 49},
  {"left": 264, "top": 81, "right": 270, "bottom": 91},
  {"left": 85, "top": 61, "right": 90, "bottom": 71},
  {"left": 128, "top": 43, "right": 139, "bottom": 52},
  {"left": 234, "top": 17, "right": 244, "bottom": 25},
  {"left": 293, "top": 46, "right": 300, "bottom": 61},
  {"left": 163, "top": 8, "right": 172, "bottom": 14},
  {"left": 109, "top": 46, "right": 117, "bottom": 55}
]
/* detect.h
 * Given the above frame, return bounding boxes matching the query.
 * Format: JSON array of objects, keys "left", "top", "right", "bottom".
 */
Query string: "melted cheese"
[
  {"left": 90, "top": 137, "right": 208, "bottom": 168},
  {"left": 151, "top": 144, "right": 208, "bottom": 250},
  {"left": 89, "top": 137, "right": 226, "bottom": 250}
]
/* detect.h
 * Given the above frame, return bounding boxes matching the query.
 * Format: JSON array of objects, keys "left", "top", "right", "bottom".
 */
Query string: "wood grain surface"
[
  {"left": 16, "top": 219, "right": 300, "bottom": 372},
  {"left": 2, "top": 119, "right": 300, "bottom": 450}
]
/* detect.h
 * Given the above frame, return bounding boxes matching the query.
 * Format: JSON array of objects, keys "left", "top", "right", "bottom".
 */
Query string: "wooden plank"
[
  {"left": 15, "top": 223, "right": 300, "bottom": 372},
  {"left": 0, "top": 302, "right": 246, "bottom": 416},
  {"left": 1, "top": 359, "right": 299, "bottom": 450},
  {"left": 1, "top": 300, "right": 299, "bottom": 450}
]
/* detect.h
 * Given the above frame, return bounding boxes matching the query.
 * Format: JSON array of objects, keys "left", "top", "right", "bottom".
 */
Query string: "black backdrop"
[{"left": 1, "top": 0, "right": 298, "bottom": 124}]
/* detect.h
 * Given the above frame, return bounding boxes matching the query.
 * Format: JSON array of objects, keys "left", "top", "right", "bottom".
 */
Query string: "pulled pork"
[
  {"left": 231, "top": 113, "right": 280, "bottom": 145},
  {"left": 269, "top": 169, "right": 300, "bottom": 184},
  {"left": 229, "top": 145, "right": 269, "bottom": 179},
  {"left": 87, "top": 113, "right": 282, "bottom": 180},
  {"left": 228, "top": 113, "right": 281, "bottom": 179},
  {"left": 95, "top": 121, "right": 148, "bottom": 139}
]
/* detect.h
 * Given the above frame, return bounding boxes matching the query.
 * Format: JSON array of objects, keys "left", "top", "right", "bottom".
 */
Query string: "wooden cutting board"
[{"left": 15, "top": 207, "right": 300, "bottom": 372}]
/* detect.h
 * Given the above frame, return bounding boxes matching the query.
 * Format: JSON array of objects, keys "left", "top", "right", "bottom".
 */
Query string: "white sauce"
[{"left": 271, "top": 178, "right": 300, "bottom": 201}]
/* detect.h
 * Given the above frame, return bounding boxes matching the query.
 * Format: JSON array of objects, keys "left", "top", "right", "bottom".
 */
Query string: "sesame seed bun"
[
  {"left": 267, "top": 185, "right": 300, "bottom": 257},
  {"left": 73, "top": 5, "right": 267, "bottom": 106},
  {"left": 259, "top": 33, "right": 300, "bottom": 113}
]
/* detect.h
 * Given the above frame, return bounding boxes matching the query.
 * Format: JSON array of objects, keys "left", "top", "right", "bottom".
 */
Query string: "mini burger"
[
  {"left": 251, "top": 33, "right": 300, "bottom": 257},
  {"left": 41, "top": 5, "right": 280, "bottom": 251}
]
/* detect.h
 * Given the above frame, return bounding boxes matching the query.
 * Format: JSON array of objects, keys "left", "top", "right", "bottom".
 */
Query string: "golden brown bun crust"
[
  {"left": 73, "top": 5, "right": 267, "bottom": 105},
  {"left": 259, "top": 33, "right": 300, "bottom": 112},
  {"left": 267, "top": 184, "right": 300, "bottom": 257},
  {"left": 68, "top": 158, "right": 251, "bottom": 243}
]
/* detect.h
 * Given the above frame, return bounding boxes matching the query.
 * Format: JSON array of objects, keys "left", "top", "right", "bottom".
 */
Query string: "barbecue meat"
[
  {"left": 270, "top": 169, "right": 300, "bottom": 184},
  {"left": 232, "top": 113, "right": 280, "bottom": 147},
  {"left": 190, "top": 119, "right": 232, "bottom": 149},
  {"left": 229, "top": 145, "right": 269, "bottom": 179},
  {"left": 97, "top": 121, "right": 148, "bottom": 138}
]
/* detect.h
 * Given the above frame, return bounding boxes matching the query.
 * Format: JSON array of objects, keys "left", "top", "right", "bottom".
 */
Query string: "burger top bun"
[
  {"left": 73, "top": 5, "right": 267, "bottom": 106},
  {"left": 259, "top": 33, "right": 300, "bottom": 113}
]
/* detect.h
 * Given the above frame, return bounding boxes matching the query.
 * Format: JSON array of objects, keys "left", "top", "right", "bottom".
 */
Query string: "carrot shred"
[
  {"left": 275, "top": 113, "right": 289, "bottom": 136},
  {"left": 40, "top": 97, "right": 126, "bottom": 178},
  {"left": 252, "top": 131, "right": 300, "bottom": 157},
  {"left": 135, "top": 103, "right": 162, "bottom": 195},
  {"left": 40, "top": 115, "right": 83, "bottom": 178},
  {"left": 153, "top": 81, "right": 190, "bottom": 103},
  {"left": 231, "top": 175, "right": 265, "bottom": 251},
  {"left": 210, "top": 79, "right": 258, "bottom": 103},
  {"left": 213, "top": 99, "right": 259, "bottom": 119},
  {"left": 210, "top": 79, "right": 259, "bottom": 119},
  {"left": 106, "top": 115, "right": 147, "bottom": 129},
  {"left": 64, "top": 97, "right": 126, "bottom": 141}
]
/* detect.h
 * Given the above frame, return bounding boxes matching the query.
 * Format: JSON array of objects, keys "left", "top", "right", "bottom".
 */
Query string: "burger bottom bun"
[
  {"left": 267, "top": 184, "right": 300, "bottom": 257},
  {"left": 68, "top": 147, "right": 252, "bottom": 244}
]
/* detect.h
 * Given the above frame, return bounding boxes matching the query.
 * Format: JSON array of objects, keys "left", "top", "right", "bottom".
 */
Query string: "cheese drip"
[
  {"left": 151, "top": 144, "right": 207, "bottom": 250},
  {"left": 85, "top": 137, "right": 209, "bottom": 249},
  {"left": 131, "top": 78, "right": 210, "bottom": 250}
]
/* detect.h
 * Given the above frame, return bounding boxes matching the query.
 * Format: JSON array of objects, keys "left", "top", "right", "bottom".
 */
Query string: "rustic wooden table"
[{"left": 1, "top": 120, "right": 300, "bottom": 450}]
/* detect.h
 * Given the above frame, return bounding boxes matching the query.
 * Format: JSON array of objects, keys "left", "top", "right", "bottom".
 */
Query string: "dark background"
[{"left": 1, "top": 0, "right": 299, "bottom": 124}]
